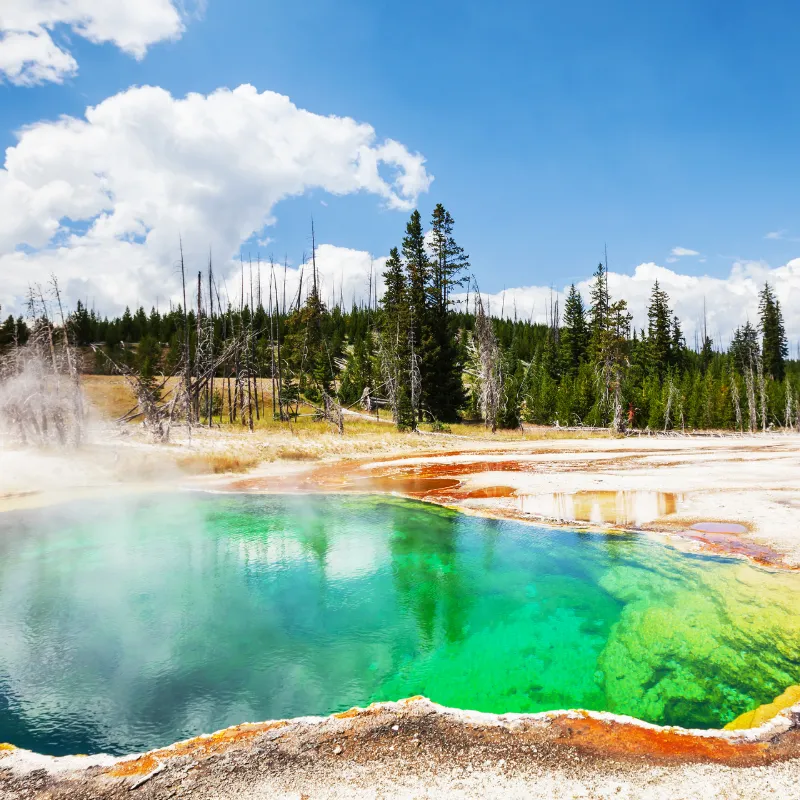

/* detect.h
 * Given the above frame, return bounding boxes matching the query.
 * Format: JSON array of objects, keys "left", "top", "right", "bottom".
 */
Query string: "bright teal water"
[{"left": 0, "top": 493, "right": 799, "bottom": 757}]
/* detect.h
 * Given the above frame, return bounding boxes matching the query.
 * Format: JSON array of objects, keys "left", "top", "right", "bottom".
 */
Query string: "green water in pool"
[{"left": 0, "top": 492, "right": 798, "bottom": 756}]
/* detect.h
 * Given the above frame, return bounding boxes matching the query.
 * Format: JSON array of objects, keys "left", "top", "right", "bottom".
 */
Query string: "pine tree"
[
  {"left": 646, "top": 281, "right": 672, "bottom": 380},
  {"left": 429, "top": 204, "right": 470, "bottom": 312},
  {"left": 560, "top": 284, "right": 588, "bottom": 374},
  {"left": 759, "top": 283, "right": 788, "bottom": 381},
  {"left": 730, "top": 322, "right": 760, "bottom": 374},
  {"left": 591, "top": 295, "right": 631, "bottom": 430},
  {"left": 425, "top": 204, "right": 468, "bottom": 421},
  {"left": 671, "top": 315, "right": 686, "bottom": 372},
  {"left": 338, "top": 336, "right": 376, "bottom": 406},
  {"left": 133, "top": 334, "right": 164, "bottom": 411},
  {"left": 120, "top": 307, "right": 135, "bottom": 342},
  {"left": 69, "top": 301, "right": 94, "bottom": 346},
  {"left": 700, "top": 333, "right": 714, "bottom": 373},
  {"left": 379, "top": 247, "right": 413, "bottom": 429},
  {"left": 588, "top": 262, "right": 609, "bottom": 359},
  {"left": 402, "top": 210, "right": 432, "bottom": 423},
  {"left": 282, "top": 250, "right": 332, "bottom": 404}
]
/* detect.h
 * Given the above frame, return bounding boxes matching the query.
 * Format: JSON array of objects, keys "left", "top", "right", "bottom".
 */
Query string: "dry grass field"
[{"left": 79, "top": 374, "right": 610, "bottom": 445}]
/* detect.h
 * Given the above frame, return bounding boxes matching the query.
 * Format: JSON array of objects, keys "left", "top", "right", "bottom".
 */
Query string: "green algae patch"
[
  {"left": 0, "top": 493, "right": 798, "bottom": 757},
  {"left": 375, "top": 576, "right": 617, "bottom": 715},
  {"left": 597, "top": 553, "right": 800, "bottom": 729}
]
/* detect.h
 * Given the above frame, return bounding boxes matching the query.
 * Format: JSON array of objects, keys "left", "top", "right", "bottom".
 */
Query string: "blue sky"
[{"left": 2, "top": 0, "right": 800, "bottom": 340}]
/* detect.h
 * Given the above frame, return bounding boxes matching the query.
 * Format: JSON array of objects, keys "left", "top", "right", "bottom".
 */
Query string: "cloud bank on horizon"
[
  {"left": 0, "top": 0, "right": 189, "bottom": 85},
  {"left": 461, "top": 259, "right": 800, "bottom": 349}
]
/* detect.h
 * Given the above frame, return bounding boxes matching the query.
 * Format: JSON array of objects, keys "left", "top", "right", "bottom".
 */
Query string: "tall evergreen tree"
[
  {"left": 429, "top": 204, "right": 470, "bottom": 311},
  {"left": 560, "top": 284, "right": 588, "bottom": 373},
  {"left": 759, "top": 283, "right": 788, "bottom": 381},
  {"left": 70, "top": 301, "right": 93, "bottom": 346},
  {"left": 402, "top": 210, "right": 432, "bottom": 423},
  {"left": 283, "top": 243, "right": 332, "bottom": 403},
  {"left": 380, "top": 247, "right": 414, "bottom": 429},
  {"left": 425, "top": 204, "right": 468, "bottom": 420},
  {"left": 699, "top": 332, "right": 714, "bottom": 373},
  {"left": 731, "top": 322, "right": 760, "bottom": 373},
  {"left": 646, "top": 281, "right": 672, "bottom": 380},
  {"left": 671, "top": 315, "right": 686, "bottom": 373},
  {"left": 136, "top": 335, "right": 163, "bottom": 402},
  {"left": 588, "top": 261, "right": 610, "bottom": 357},
  {"left": 591, "top": 296, "right": 631, "bottom": 430}
]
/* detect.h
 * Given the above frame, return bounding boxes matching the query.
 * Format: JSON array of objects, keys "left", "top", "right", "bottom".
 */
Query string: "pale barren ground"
[{"left": 2, "top": 379, "right": 800, "bottom": 798}]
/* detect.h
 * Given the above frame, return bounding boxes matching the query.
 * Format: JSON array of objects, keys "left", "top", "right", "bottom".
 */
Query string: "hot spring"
[{"left": 1, "top": 493, "right": 799, "bottom": 757}]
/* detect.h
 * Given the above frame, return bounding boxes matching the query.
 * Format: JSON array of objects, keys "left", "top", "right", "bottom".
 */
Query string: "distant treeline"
[{"left": 2, "top": 204, "right": 797, "bottom": 432}]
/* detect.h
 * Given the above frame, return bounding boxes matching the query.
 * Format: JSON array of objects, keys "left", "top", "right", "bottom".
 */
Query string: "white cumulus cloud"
[
  {"left": 0, "top": 84, "right": 431, "bottom": 314},
  {"left": 0, "top": 0, "right": 186, "bottom": 85},
  {"left": 670, "top": 246, "right": 700, "bottom": 257},
  {"left": 227, "top": 245, "right": 387, "bottom": 315},
  {"left": 455, "top": 259, "right": 800, "bottom": 346}
]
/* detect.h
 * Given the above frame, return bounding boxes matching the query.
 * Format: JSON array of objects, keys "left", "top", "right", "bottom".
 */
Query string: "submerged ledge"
[{"left": 2, "top": 697, "right": 800, "bottom": 798}]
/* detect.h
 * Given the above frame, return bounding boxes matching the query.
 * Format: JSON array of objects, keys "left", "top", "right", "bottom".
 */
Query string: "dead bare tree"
[
  {"left": 796, "top": 395, "right": 800, "bottom": 433},
  {"left": 321, "top": 391, "right": 344, "bottom": 435},
  {"left": 378, "top": 329, "right": 400, "bottom": 424},
  {"left": 784, "top": 378, "right": 795, "bottom": 431},
  {"left": 179, "top": 239, "right": 192, "bottom": 437},
  {"left": 471, "top": 287, "right": 501, "bottom": 432},
  {"left": 0, "top": 284, "right": 85, "bottom": 448},
  {"left": 51, "top": 276, "right": 85, "bottom": 441},
  {"left": 409, "top": 313, "right": 421, "bottom": 431},
  {"left": 663, "top": 376, "right": 677, "bottom": 433},
  {"left": 207, "top": 254, "right": 215, "bottom": 427},
  {"left": 757, "top": 355, "right": 767, "bottom": 432},
  {"left": 745, "top": 365, "right": 757, "bottom": 433},
  {"left": 730, "top": 364, "right": 743, "bottom": 432}
]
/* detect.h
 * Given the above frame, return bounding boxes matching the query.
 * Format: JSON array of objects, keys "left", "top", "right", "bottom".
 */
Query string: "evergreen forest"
[{"left": 2, "top": 204, "right": 797, "bottom": 434}]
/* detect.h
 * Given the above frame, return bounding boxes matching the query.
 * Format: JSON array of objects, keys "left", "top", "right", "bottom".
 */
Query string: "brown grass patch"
[
  {"left": 272, "top": 446, "right": 320, "bottom": 461},
  {"left": 176, "top": 452, "right": 262, "bottom": 475},
  {"left": 80, "top": 375, "right": 137, "bottom": 419}
]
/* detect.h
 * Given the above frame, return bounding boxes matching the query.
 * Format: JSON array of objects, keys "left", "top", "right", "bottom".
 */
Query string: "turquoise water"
[{"left": 0, "top": 493, "right": 799, "bottom": 757}]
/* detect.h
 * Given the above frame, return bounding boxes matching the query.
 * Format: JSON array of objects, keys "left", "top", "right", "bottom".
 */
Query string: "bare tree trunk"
[
  {"left": 196, "top": 271, "right": 203, "bottom": 422},
  {"left": 409, "top": 306, "right": 420, "bottom": 431},
  {"left": 208, "top": 258, "right": 214, "bottom": 427},
  {"left": 180, "top": 240, "right": 192, "bottom": 438},
  {"left": 745, "top": 366, "right": 757, "bottom": 433},
  {"left": 249, "top": 256, "right": 260, "bottom": 422},
  {"left": 784, "top": 378, "right": 794, "bottom": 431},
  {"left": 730, "top": 365, "right": 743, "bottom": 432},
  {"left": 322, "top": 391, "right": 344, "bottom": 435},
  {"left": 663, "top": 376, "right": 676, "bottom": 433},
  {"left": 52, "top": 276, "right": 85, "bottom": 441},
  {"left": 473, "top": 289, "right": 501, "bottom": 432}
]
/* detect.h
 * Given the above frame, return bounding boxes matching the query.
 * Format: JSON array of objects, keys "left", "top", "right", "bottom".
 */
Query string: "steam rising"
[{"left": 0, "top": 313, "right": 85, "bottom": 448}]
